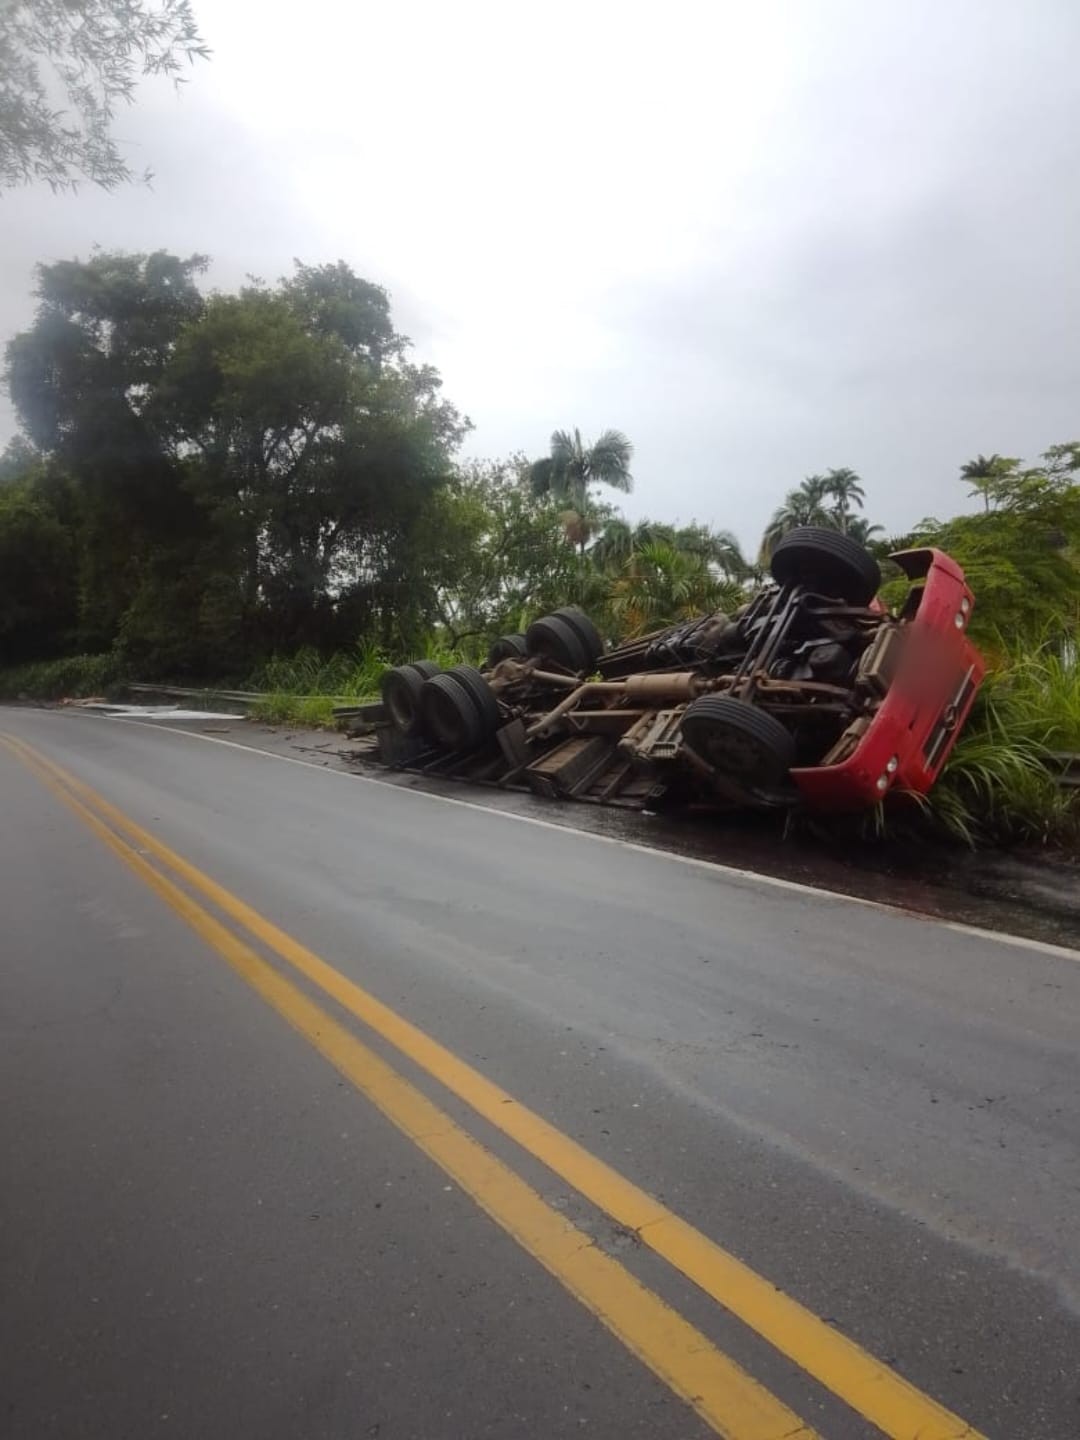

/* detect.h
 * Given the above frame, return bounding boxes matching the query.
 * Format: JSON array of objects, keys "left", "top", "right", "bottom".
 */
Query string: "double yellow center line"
[{"left": 2, "top": 732, "right": 984, "bottom": 1440}]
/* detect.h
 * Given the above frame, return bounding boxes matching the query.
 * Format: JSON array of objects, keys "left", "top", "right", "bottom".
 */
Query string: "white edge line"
[{"left": 58, "top": 710, "right": 1080, "bottom": 966}]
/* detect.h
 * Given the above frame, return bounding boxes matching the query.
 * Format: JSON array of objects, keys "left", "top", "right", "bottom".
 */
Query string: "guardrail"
[
  {"left": 126, "top": 683, "right": 381, "bottom": 716},
  {"left": 127, "top": 684, "right": 265, "bottom": 704}
]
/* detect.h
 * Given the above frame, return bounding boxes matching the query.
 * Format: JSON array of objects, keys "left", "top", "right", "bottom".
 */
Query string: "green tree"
[
  {"left": 410, "top": 459, "right": 578, "bottom": 647},
  {"left": 913, "top": 444, "right": 1080, "bottom": 646},
  {"left": 0, "top": 0, "right": 210, "bottom": 191},
  {"left": 0, "top": 470, "right": 77, "bottom": 662},
  {"left": 959, "top": 453, "right": 1021, "bottom": 514},
  {"left": 609, "top": 542, "right": 743, "bottom": 638},
  {"left": 822, "top": 467, "right": 866, "bottom": 531},
  {"left": 761, "top": 475, "right": 833, "bottom": 557},
  {"left": 5, "top": 250, "right": 209, "bottom": 651},
  {"left": 529, "top": 427, "right": 633, "bottom": 553},
  {"left": 3, "top": 251, "right": 468, "bottom": 671},
  {"left": 761, "top": 469, "right": 879, "bottom": 556},
  {"left": 845, "top": 516, "right": 884, "bottom": 546},
  {"left": 0, "top": 435, "right": 39, "bottom": 482},
  {"left": 591, "top": 517, "right": 751, "bottom": 580},
  {"left": 671, "top": 522, "right": 753, "bottom": 580},
  {"left": 153, "top": 265, "right": 469, "bottom": 655}
]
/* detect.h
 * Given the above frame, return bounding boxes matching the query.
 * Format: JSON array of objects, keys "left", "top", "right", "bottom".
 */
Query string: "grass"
[
  {"left": 250, "top": 643, "right": 391, "bottom": 699},
  {"left": 246, "top": 641, "right": 473, "bottom": 728},
  {"left": 249, "top": 693, "right": 340, "bottom": 726},
  {"left": 0, "top": 652, "right": 126, "bottom": 701},
  {"left": 925, "top": 643, "right": 1080, "bottom": 848}
]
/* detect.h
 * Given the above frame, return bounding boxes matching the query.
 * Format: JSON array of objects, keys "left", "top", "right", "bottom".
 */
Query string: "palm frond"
[
  {"left": 587, "top": 429, "right": 633, "bottom": 492},
  {"left": 549, "top": 429, "right": 579, "bottom": 469}
]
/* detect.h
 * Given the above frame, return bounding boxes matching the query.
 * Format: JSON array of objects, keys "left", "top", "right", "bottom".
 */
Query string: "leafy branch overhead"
[{"left": 0, "top": 0, "right": 210, "bottom": 191}]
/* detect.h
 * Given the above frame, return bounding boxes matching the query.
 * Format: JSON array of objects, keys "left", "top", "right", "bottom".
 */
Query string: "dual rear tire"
[
  {"left": 380, "top": 661, "right": 440, "bottom": 737},
  {"left": 525, "top": 606, "right": 604, "bottom": 673},
  {"left": 486, "top": 633, "right": 528, "bottom": 667},
  {"left": 383, "top": 661, "right": 502, "bottom": 752}
]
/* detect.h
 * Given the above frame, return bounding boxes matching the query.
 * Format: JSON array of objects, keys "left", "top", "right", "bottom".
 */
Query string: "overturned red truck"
[{"left": 371, "top": 528, "right": 985, "bottom": 814}]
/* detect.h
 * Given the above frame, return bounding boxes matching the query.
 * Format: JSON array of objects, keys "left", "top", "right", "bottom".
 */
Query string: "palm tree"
[
  {"left": 844, "top": 516, "right": 884, "bottom": 546},
  {"left": 822, "top": 468, "right": 866, "bottom": 532},
  {"left": 588, "top": 518, "right": 753, "bottom": 588},
  {"left": 530, "top": 427, "right": 633, "bottom": 553},
  {"left": 959, "top": 453, "right": 1019, "bottom": 513},
  {"left": 588, "top": 517, "right": 635, "bottom": 569},
  {"left": 609, "top": 542, "right": 743, "bottom": 638},
  {"left": 672, "top": 524, "right": 753, "bottom": 581},
  {"left": 760, "top": 475, "right": 836, "bottom": 558},
  {"left": 589, "top": 518, "right": 675, "bottom": 569}
]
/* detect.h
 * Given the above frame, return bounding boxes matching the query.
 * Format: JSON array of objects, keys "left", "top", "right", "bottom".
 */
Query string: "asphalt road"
[{"left": 2, "top": 708, "right": 1078, "bottom": 1440}]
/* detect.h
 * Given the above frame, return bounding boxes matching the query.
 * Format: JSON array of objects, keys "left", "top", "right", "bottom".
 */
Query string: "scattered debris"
[{"left": 86, "top": 703, "right": 246, "bottom": 722}]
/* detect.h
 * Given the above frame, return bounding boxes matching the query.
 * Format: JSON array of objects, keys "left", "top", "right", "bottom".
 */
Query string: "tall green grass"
[
  {"left": 247, "top": 641, "right": 473, "bottom": 727},
  {"left": 928, "top": 644, "right": 1079, "bottom": 847}
]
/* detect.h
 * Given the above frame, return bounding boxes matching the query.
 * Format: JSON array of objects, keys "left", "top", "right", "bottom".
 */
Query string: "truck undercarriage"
[{"left": 355, "top": 528, "right": 985, "bottom": 815}]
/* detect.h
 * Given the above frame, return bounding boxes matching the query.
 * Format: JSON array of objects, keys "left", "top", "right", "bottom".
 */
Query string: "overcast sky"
[{"left": 2, "top": 0, "right": 1078, "bottom": 550}]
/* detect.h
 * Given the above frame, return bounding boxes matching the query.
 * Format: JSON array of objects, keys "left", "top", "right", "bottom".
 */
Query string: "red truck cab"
[{"left": 791, "top": 548, "right": 984, "bottom": 812}]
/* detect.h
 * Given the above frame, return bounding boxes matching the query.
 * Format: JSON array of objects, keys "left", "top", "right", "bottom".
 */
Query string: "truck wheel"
[
  {"left": 409, "top": 660, "right": 441, "bottom": 680},
  {"left": 525, "top": 614, "right": 590, "bottom": 673},
  {"left": 769, "top": 527, "right": 881, "bottom": 605},
  {"left": 680, "top": 695, "right": 796, "bottom": 791},
  {"left": 487, "top": 634, "right": 528, "bottom": 667},
  {"left": 419, "top": 673, "right": 485, "bottom": 752},
  {"left": 445, "top": 664, "right": 501, "bottom": 735},
  {"left": 550, "top": 607, "right": 604, "bottom": 667},
  {"left": 380, "top": 665, "right": 427, "bottom": 736}
]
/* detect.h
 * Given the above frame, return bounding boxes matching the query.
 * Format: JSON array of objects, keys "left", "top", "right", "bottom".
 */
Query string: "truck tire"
[
  {"left": 525, "top": 614, "right": 590, "bottom": 673},
  {"left": 551, "top": 607, "right": 604, "bottom": 668},
  {"left": 769, "top": 527, "right": 880, "bottom": 605},
  {"left": 487, "top": 634, "right": 528, "bottom": 667},
  {"left": 445, "top": 664, "right": 501, "bottom": 736},
  {"left": 409, "top": 660, "right": 441, "bottom": 680},
  {"left": 680, "top": 695, "right": 796, "bottom": 790},
  {"left": 419, "top": 672, "right": 485, "bottom": 752},
  {"left": 380, "top": 665, "right": 426, "bottom": 736}
]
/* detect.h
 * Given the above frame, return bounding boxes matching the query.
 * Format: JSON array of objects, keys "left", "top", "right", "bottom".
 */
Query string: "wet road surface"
[{"left": 2, "top": 708, "right": 1079, "bottom": 1439}]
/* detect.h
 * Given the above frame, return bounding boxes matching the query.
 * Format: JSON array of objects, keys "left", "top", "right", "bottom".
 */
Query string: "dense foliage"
[
  {"left": 894, "top": 446, "right": 1080, "bottom": 650},
  {"left": 2, "top": 251, "right": 468, "bottom": 672}
]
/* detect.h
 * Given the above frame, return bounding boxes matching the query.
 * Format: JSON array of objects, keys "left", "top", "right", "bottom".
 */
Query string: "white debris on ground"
[{"left": 76, "top": 703, "right": 245, "bottom": 722}]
